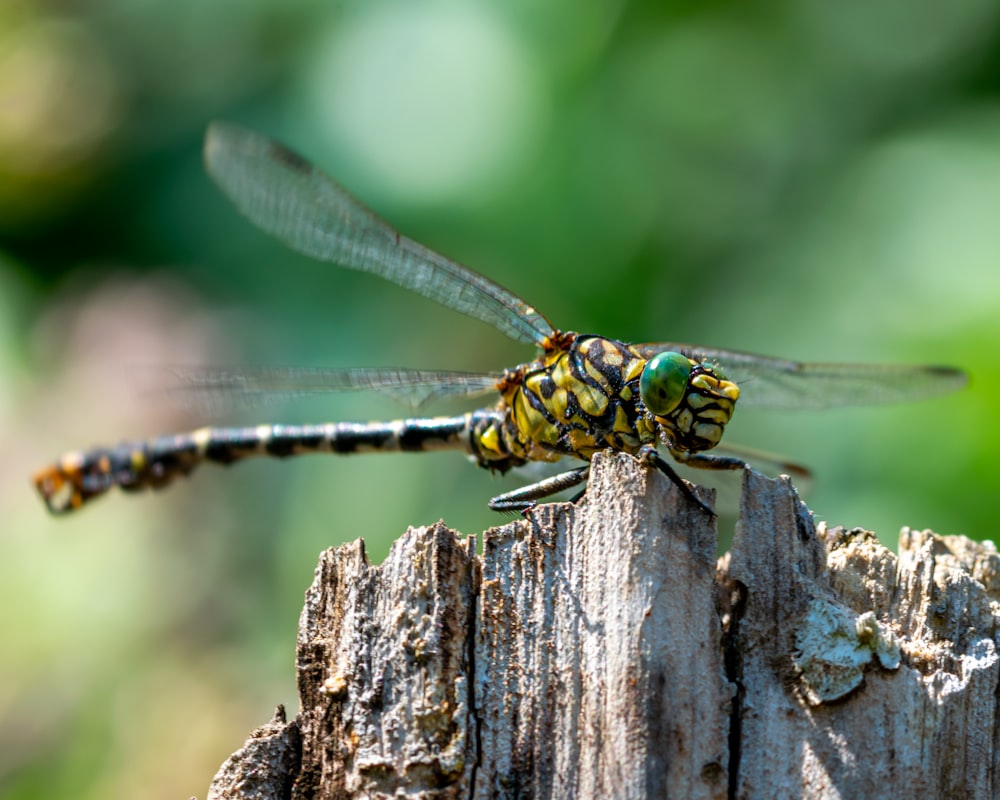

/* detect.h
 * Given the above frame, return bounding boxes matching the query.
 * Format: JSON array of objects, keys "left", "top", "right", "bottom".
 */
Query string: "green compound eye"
[{"left": 639, "top": 351, "right": 692, "bottom": 416}]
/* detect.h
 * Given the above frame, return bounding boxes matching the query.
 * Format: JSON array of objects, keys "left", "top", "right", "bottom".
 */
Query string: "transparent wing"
[
  {"left": 633, "top": 342, "right": 968, "bottom": 409},
  {"left": 204, "top": 122, "right": 554, "bottom": 346},
  {"left": 136, "top": 365, "right": 501, "bottom": 415}
]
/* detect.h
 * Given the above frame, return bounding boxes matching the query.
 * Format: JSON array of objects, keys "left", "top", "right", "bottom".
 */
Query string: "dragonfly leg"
[
  {"left": 638, "top": 444, "right": 716, "bottom": 516},
  {"left": 488, "top": 466, "right": 590, "bottom": 513},
  {"left": 671, "top": 449, "right": 747, "bottom": 472}
]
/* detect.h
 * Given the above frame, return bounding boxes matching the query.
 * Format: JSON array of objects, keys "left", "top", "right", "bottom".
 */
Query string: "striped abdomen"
[{"left": 34, "top": 411, "right": 521, "bottom": 515}]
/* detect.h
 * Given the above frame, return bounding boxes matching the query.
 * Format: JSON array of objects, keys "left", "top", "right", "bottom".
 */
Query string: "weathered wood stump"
[{"left": 207, "top": 451, "right": 1000, "bottom": 800}]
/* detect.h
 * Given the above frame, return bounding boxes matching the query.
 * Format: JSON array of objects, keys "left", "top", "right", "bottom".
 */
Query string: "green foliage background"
[{"left": 2, "top": 0, "right": 998, "bottom": 796}]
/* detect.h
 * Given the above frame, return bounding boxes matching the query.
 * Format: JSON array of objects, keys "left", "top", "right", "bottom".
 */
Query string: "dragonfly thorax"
[
  {"left": 472, "top": 337, "right": 741, "bottom": 470},
  {"left": 468, "top": 334, "right": 723, "bottom": 469}
]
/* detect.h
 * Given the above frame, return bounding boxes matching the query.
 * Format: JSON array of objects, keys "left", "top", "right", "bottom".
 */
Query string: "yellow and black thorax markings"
[{"left": 495, "top": 334, "right": 651, "bottom": 462}]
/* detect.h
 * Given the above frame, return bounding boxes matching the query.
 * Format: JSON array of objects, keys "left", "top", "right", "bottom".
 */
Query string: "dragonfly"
[{"left": 33, "top": 122, "right": 968, "bottom": 516}]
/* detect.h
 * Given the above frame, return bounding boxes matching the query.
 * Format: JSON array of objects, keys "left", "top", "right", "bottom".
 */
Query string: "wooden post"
[{"left": 206, "top": 451, "right": 1000, "bottom": 800}]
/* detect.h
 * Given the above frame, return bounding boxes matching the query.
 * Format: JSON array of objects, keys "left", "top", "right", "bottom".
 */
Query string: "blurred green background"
[{"left": 2, "top": 0, "right": 999, "bottom": 796}]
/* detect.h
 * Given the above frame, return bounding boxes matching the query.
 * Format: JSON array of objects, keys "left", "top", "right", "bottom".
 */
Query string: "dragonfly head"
[{"left": 639, "top": 352, "right": 739, "bottom": 452}]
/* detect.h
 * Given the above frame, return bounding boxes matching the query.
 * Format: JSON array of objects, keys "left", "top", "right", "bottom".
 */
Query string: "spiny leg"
[
  {"left": 637, "top": 444, "right": 724, "bottom": 516},
  {"left": 670, "top": 449, "right": 748, "bottom": 472},
  {"left": 488, "top": 466, "right": 590, "bottom": 513}
]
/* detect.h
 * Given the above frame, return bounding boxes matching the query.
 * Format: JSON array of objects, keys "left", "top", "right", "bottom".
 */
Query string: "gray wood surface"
[{"left": 207, "top": 451, "right": 1000, "bottom": 800}]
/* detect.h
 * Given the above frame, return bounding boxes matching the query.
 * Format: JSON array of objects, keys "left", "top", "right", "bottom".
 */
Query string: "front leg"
[
  {"left": 670, "top": 449, "right": 747, "bottom": 472},
  {"left": 638, "top": 444, "right": 718, "bottom": 516}
]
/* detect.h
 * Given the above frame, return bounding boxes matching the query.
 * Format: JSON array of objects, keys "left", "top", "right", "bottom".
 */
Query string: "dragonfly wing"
[
  {"left": 204, "top": 122, "right": 554, "bottom": 347},
  {"left": 634, "top": 342, "right": 968, "bottom": 409},
  {"left": 136, "top": 365, "right": 501, "bottom": 414}
]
